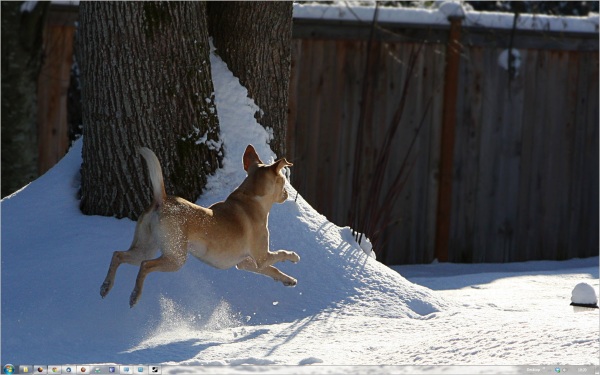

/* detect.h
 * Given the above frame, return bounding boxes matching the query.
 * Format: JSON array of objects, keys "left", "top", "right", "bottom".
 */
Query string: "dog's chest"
[
  {"left": 187, "top": 240, "right": 247, "bottom": 270},
  {"left": 187, "top": 240, "right": 208, "bottom": 260}
]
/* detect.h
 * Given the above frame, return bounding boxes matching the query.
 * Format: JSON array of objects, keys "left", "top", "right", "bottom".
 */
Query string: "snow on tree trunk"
[
  {"left": 1, "top": 2, "right": 49, "bottom": 197},
  {"left": 78, "top": 2, "right": 222, "bottom": 219},
  {"left": 208, "top": 1, "right": 292, "bottom": 158}
]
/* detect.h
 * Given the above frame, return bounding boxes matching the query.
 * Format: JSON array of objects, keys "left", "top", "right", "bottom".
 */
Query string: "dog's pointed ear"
[
  {"left": 272, "top": 158, "right": 293, "bottom": 174},
  {"left": 243, "top": 145, "right": 263, "bottom": 171}
]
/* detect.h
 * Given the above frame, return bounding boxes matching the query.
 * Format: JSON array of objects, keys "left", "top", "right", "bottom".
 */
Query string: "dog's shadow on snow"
[
  {"left": 121, "top": 322, "right": 272, "bottom": 363},
  {"left": 120, "top": 338, "right": 218, "bottom": 363}
]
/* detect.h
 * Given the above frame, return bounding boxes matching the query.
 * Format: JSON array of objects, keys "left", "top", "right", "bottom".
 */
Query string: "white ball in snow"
[{"left": 571, "top": 283, "right": 598, "bottom": 305}]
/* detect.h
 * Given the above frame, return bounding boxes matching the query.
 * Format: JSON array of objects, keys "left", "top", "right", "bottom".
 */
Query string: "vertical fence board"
[
  {"left": 471, "top": 47, "right": 500, "bottom": 262},
  {"left": 315, "top": 40, "right": 334, "bottom": 212},
  {"left": 496, "top": 48, "right": 525, "bottom": 263},
  {"left": 568, "top": 51, "right": 599, "bottom": 258},
  {"left": 425, "top": 46, "right": 445, "bottom": 263},
  {"left": 451, "top": 47, "right": 484, "bottom": 262},
  {"left": 531, "top": 50, "right": 551, "bottom": 260},
  {"left": 381, "top": 44, "right": 418, "bottom": 264},
  {"left": 544, "top": 51, "right": 572, "bottom": 260},
  {"left": 515, "top": 49, "right": 537, "bottom": 261},
  {"left": 306, "top": 41, "right": 325, "bottom": 210},
  {"left": 564, "top": 51, "right": 583, "bottom": 259},
  {"left": 335, "top": 40, "right": 355, "bottom": 221},
  {"left": 583, "top": 53, "right": 599, "bottom": 256},
  {"left": 411, "top": 46, "right": 438, "bottom": 264}
]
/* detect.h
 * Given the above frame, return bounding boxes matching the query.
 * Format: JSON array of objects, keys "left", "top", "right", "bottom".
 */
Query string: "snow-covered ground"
[{"left": 1, "top": 45, "right": 598, "bottom": 374}]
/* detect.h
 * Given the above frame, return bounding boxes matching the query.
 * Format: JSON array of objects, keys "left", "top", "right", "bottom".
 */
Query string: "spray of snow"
[{"left": 125, "top": 296, "right": 242, "bottom": 354}]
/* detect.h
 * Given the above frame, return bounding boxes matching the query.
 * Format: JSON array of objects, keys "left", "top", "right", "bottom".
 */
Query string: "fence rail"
[{"left": 287, "top": 13, "right": 599, "bottom": 264}]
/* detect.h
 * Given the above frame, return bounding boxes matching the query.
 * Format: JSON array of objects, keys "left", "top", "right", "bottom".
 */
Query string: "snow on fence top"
[{"left": 293, "top": 2, "right": 600, "bottom": 34}]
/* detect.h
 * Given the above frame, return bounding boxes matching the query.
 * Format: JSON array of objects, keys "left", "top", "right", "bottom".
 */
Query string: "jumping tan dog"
[{"left": 100, "top": 145, "right": 299, "bottom": 307}]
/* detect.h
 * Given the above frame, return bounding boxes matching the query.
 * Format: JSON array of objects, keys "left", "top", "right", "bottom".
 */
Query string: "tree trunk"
[
  {"left": 207, "top": 1, "right": 292, "bottom": 158},
  {"left": 1, "top": 1, "right": 49, "bottom": 197},
  {"left": 78, "top": 2, "right": 222, "bottom": 219}
]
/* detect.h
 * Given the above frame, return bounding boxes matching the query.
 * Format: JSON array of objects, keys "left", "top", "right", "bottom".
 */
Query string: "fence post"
[
  {"left": 434, "top": 14, "right": 464, "bottom": 262},
  {"left": 37, "top": 4, "right": 77, "bottom": 175}
]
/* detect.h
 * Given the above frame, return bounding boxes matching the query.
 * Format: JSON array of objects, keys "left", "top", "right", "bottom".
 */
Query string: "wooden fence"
[{"left": 287, "top": 15, "right": 599, "bottom": 264}]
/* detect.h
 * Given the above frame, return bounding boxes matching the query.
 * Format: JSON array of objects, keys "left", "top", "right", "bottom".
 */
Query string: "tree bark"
[
  {"left": 78, "top": 1, "right": 222, "bottom": 219},
  {"left": 1, "top": 1, "right": 48, "bottom": 197},
  {"left": 207, "top": 1, "right": 292, "bottom": 158}
]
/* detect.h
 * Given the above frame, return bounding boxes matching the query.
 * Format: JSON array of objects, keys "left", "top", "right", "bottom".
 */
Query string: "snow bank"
[
  {"left": 0, "top": 43, "right": 449, "bottom": 365},
  {"left": 293, "top": 3, "right": 600, "bottom": 34}
]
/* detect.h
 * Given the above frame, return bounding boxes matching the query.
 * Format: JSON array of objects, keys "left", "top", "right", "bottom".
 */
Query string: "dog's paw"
[
  {"left": 283, "top": 278, "right": 297, "bottom": 287},
  {"left": 100, "top": 281, "right": 111, "bottom": 299},
  {"left": 289, "top": 252, "right": 300, "bottom": 263},
  {"left": 129, "top": 289, "right": 140, "bottom": 308}
]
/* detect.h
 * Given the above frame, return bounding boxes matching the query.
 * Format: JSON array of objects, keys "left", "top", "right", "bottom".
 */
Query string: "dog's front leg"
[
  {"left": 257, "top": 249, "right": 300, "bottom": 265},
  {"left": 129, "top": 255, "right": 184, "bottom": 308},
  {"left": 237, "top": 254, "right": 299, "bottom": 287}
]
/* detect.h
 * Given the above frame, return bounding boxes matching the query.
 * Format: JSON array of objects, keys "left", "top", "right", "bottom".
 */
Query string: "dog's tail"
[{"left": 139, "top": 147, "right": 167, "bottom": 206}]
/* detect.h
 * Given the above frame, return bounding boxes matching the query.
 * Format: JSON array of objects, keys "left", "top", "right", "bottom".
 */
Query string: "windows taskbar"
[{"left": 2, "top": 364, "right": 599, "bottom": 375}]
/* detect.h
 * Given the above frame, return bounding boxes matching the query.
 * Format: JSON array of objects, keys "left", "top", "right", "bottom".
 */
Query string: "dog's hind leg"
[
  {"left": 101, "top": 212, "right": 160, "bottom": 299},
  {"left": 100, "top": 250, "right": 130, "bottom": 298},
  {"left": 129, "top": 254, "right": 185, "bottom": 307},
  {"left": 100, "top": 244, "right": 156, "bottom": 298},
  {"left": 236, "top": 257, "right": 298, "bottom": 287}
]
